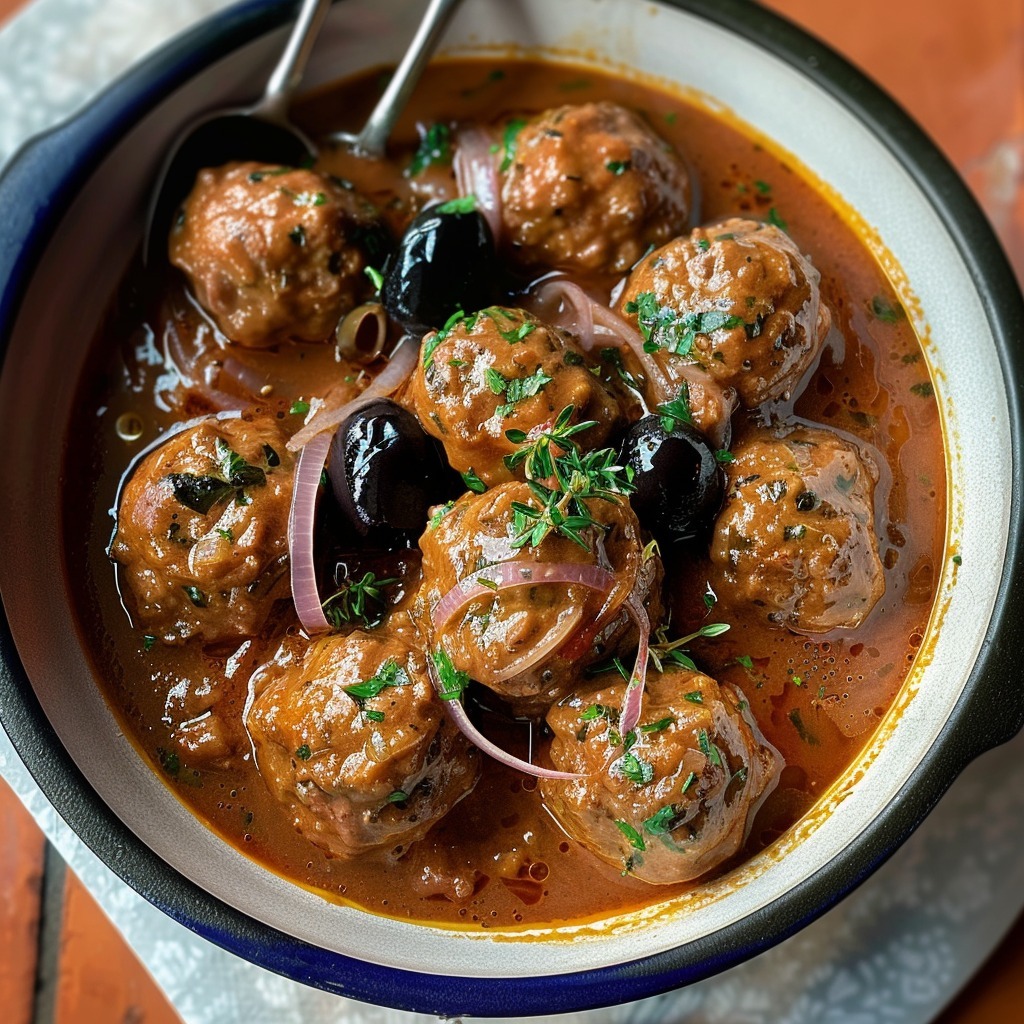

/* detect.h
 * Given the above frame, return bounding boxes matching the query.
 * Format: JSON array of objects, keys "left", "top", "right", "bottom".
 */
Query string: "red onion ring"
[
  {"left": 618, "top": 592, "right": 652, "bottom": 735},
  {"left": 287, "top": 337, "right": 417, "bottom": 451},
  {"left": 455, "top": 125, "right": 502, "bottom": 241},
  {"left": 430, "top": 562, "right": 615, "bottom": 632},
  {"left": 425, "top": 658, "right": 583, "bottom": 781},
  {"left": 286, "top": 429, "right": 333, "bottom": 635}
]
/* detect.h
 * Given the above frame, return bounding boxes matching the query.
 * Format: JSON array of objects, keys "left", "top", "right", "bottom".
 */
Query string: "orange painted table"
[{"left": 0, "top": 0, "right": 1022, "bottom": 1021}]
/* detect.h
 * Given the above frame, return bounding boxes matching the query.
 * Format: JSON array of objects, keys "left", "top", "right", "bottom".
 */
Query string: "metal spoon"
[
  {"left": 328, "top": 0, "right": 464, "bottom": 155},
  {"left": 143, "top": 0, "right": 332, "bottom": 266}
]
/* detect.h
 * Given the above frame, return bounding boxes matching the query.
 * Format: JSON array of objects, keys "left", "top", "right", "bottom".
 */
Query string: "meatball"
[
  {"left": 245, "top": 630, "right": 479, "bottom": 860},
  {"left": 111, "top": 414, "right": 293, "bottom": 644},
  {"left": 408, "top": 307, "right": 623, "bottom": 488},
  {"left": 708, "top": 427, "right": 885, "bottom": 632},
  {"left": 617, "top": 217, "right": 831, "bottom": 411},
  {"left": 500, "top": 102, "right": 692, "bottom": 275},
  {"left": 543, "top": 668, "right": 781, "bottom": 884},
  {"left": 169, "top": 161, "right": 381, "bottom": 347},
  {"left": 417, "top": 482, "right": 659, "bottom": 713}
]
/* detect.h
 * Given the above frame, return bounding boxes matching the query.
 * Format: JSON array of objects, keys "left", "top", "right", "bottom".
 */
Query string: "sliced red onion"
[
  {"left": 287, "top": 429, "right": 333, "bottom": 635},
  {"left": 431, "top": 561, "right": 615, "bottom": 632},
  {"left": 426, "top": 658, "right": 583, "bottom": 781},
  {"left": 219, "top": 355, "right": 269, "bottom": 398},
  {"left": 455, "top": 125, "right": 502, "bottom": 241},
  {"left": 618, "top": 592, "right": 652, "bottom": 735},
  {"left": 287, "top": 336, "right": 417, "bottom": 451}
]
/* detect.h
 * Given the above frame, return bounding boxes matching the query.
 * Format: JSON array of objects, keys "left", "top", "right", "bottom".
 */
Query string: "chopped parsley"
[
  {"left": 606, "top": 159, "right": 632, "bottom": 175},
  {"left": 657, "top": 386, "right": 693, "bottom": 433},
  {"left": 640, "top": 717, "right": 674, "bottom": 734},
  {"left": 910, "top": 381, "right": 934, "bottom": 398},
  {"left": 182, "top": 586, "right": 207, "bottom": 608},
  {"left": 754, "top": 179, "right": 772, "bottom": 195},
  {"left": 485, "top": 366, "right": 553, "bottom": 418},
  {"left": 498, "top": 117, "right": 528, "bottom": 173},
  {"left": 616, "top": 752, "right": 655, "bottom": 785},
  {"left": 408, "top": 122, "right": 452, "bottom": 176},
  {"left": 432, "top": 648, "right": 470, "bottom": 702},
  {"left": 142, "top": 634, "right": 157, "bottom": 652},
  {"left": 736, "top": 654, "right": 754, "bottom": 670},
  {"left": 681, "top": 771, "right": 698, "bottom": 794},
  {"left": 295, "top": 744, "right": 312, "bottom": 761},
  {"left": 461, "top": 467, "right": 487, "bottom": 494},
  {"left": 952, "top": 553, "right": 963, "bottom": 566},
  {"left": 386, "top": 790, "right": 409, "bottom": 804},
  {"left": 871, "top": 295, "right": 905, "bottom": 323},
  {"left": 697, "top": 729, "right": 722, "bottom": 767},
  {"left": 364, "top": 710, "right": 386, "bottom": 723},
  {"left": 624, "top": 291, "right": 744, "bottom": 356},
  {"left": 290, "top": 399, "right": 310, "bottom": 415},
  {"left": 643, "top": 805, "right": 678, "bottom": 835},
  {"left": 436, "top": 194, "right": 477, "bottom": 214},
  {"left": 364, "top": 265, "right": 384, "bottom": 292},
  {"left": 715, "top": 449, "right": 735, "bottom": 464},
  {"left": 428, "top": 500, "right": 455, "bottom": 530},
  {"left": 766, "top": 207, "right": 788, "bottom": 230},
  {"left": 614, "top": 819, "right": 647, "bottom": 852},
  {"left": 683, "top": 691, "right": 704, "bottom": 704},
  {"left": 343, "top": 658, "right": 409, "bottom": 702}
]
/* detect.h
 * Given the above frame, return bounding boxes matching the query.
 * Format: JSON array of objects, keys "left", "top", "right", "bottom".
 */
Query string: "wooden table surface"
[{"left": 0, "top": 0, "right": 1022, "bottom": 1021}]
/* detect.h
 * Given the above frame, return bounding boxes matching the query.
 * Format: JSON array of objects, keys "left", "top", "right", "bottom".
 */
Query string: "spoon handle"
[
  {"left": 257, "top": 0, "right": 334, "bottom": 122},
  {"left": 353, "top": 0, "right": 464, "bottom": 157}
]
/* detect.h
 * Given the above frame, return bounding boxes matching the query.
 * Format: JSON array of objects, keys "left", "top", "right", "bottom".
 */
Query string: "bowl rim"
[{"left": 1, "top": 0, "right": 1023, "bottom": 1016}]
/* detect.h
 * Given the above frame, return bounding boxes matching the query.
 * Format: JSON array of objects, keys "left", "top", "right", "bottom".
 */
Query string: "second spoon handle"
[
  {"left": 258, "top": 0, "right": 334, "bottom": 122},
  {"left": 352, "top": 0, "right": 464, "bottom": 156}
]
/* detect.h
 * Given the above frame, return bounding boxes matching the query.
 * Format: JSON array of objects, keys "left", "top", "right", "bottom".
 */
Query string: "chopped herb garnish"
[
  {"left": 606, "top": 159, "right": 632, "bottom": 175},
  {"left": 910, "top": 381, "right": 934, "bottom": 398},
  {"left": 386, "top": 790, "right": 408, "bottom": 804},
  {"left": 614, "top": 819, "right": 647, "bottom": 851},
  {"left": 736, "top": 654, "right": 754, "bottom": 669},
  {"left": 754, "top": 179, "right": 772, "bottom": 195},
  {"left": 158, "top": 749, "right": 181, "bottom": 777},
  {"left": 696, "top": 238, "right": 710, "bottom": 252},
  {"left": 766, "top": 207, "right": 788, "bottom": 230},
  {"left": 295, "top": 744, "right": 312, "bottom": 761},
  {"left": 616, "top": 752, "right": 655, "bottom": 785},
  {"left": 792, "top": 675, "right": 805, "bottom": 687},
  {"left": 499, "top": 118, "right": 528, "bottom": 173},
  {"left": 364, "top": 710, "right": 386, "bottom": 723},
  {"left": 290, "top": 399, "right": 310, "bottom": 415},
  {"left": 142, "top": 634, "right": 157, "bottom": 652},
  {"left": 657, "top": 386, "right": 693, "bottom": 433},
  {"left": 581, "top": 703, "right": 616, "bottom": 722},
  {"left": 166, "top": 473, "right": 235, "bottom": 515},
  {"left": 952, "top": 553, "right": 963, "bottom": 566},
  {"left": 681, "top": 771, "right": 698, "bottom": 794},
  {"left": 461, "top": 467, "right": 487, "bottom": 494},
  {"left": 683, "top": 691, "right": 704, "bottom": 704},
  {"left": 248, "top": 166, "right": 291, "bottom": 182},
  {"left": 432, "top": 648, "right": 470, "bottom": 702},
  {"left": 697, "top": 729, "right": 722, "bottom": 766},
  {"left": 485, "top": 366, "right": 553, "bottom": 418},
  {"left": 216, "top": 528, "right": 234, "bottom": 542},
  {"left": 422, "top": 308, "right": 478, "bottom": 369},
  {"left": 436, "top": 194, "right": 477, "bottom": 214},
  {"left": 640, "top": 716, "right": 674, "bottom": 734},
  {"left": 182, "top": 586, "right": 207, "bottom": 608},
  {"left": 428, "top": 501, "right": 455, "bottom": 530},
  {"left": 643, "top": 805, "right": 678, "bottom": 835},
  {"left": 871, "top": 295, "right": 905, "bottom": 323},
  {"left": 624, "top": 291, "right": 744, "bottom": 356},
  {"left": 715, "top": 449, "right": 735, "bottom": 464},
  {"left": 788, "top": 708, "right": 819, "bottom": 745},
  {"left": 364, "top": 265, "right": 384, "bottom": 292},
  {"left": 321, "top": 571, "right": 397, "bottom": 629},
  {"left": 344, "top": 658, "right": 409, "bottom": 701},
  {"left": 408, "top": 122, "right": 452, "bottom": 176}
]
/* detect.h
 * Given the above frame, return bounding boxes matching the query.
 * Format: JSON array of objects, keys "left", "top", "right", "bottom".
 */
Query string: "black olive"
[
  {"left": 327, "top": 398, "right": 459, "bottom": 548},
  {"left": 620, "top": 416, "right": 725, "bottom": 543},
  {"left": 381, "top": 205, "right": 496, "bottom": 336}
]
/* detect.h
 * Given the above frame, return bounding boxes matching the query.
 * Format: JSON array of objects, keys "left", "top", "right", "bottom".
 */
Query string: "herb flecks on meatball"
[
  {"left": 170, "top": 162, "right": 382, "bottom": 347},
  {"left": 543, "top": 668, "right": 780, "bottom": 883},
  {"left": 409, "top": 307, "right": 623, "bottom": 488},
  {"left": 111, "top": 415, "right": 293, "bottom": 645},
  {"left": 618, "top": 217, "right": 831, "bottom": 411},
  {"left": 708, "top": 426, "right": 885, "bottom": 632},
  {"left": 500, "top": 102, "right": 692, "bottom": 275},
  {"left": 418, "top": 481, "right": 659, "bottom": 714},
  {"left": 245, "top": 630, "right": 479, "bottom": 861}
]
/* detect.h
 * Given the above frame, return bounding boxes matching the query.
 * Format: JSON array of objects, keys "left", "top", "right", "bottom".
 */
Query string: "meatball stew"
[{"left": 65, "top": 60, "right": 944, "bottom": 929}]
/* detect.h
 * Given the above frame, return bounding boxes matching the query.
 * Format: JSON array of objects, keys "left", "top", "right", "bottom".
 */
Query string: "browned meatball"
[
  {"left": 708, "top": 427, "right": 885, "bottom": 632},
  {"left": 246, "top": 630, "right": 479, "bottom": 860},
  {"left": 617, "top": 218, "right": 831, "bottom": 412},
  {"left": 417, "top": 482, "right": 659, "bottom": 714},
  {"left": 111, "top": 415, "right": 293, "bottom": 644},
  {"left": 170, "top": 162, "right": 380, "bottom": 347},
  {"left": 542, "top": 668, "right": 780, "bottom": 883},
  {"left": 500, "top": 102, "right": 692, "bottom": 275},
  {"left": 408, "top": 307, "right": 623, "bottom": 487}
]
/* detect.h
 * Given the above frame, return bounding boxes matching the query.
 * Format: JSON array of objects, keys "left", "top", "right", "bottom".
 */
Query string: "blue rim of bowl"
[{"left": 1, "top": 0, "right": 1022, "bottom": 1016}]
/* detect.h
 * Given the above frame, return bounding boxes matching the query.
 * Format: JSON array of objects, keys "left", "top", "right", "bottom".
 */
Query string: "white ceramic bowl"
[{"left": 1, "top": 0, "right": 1022, "bottom": 1015}]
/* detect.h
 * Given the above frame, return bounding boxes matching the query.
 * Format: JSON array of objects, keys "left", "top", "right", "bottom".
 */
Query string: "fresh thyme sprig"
[
  {"left": 504, "top": 405, "right": 634, "bottom": 551},
  {"left": 321, "top": 571, "right": 397, "bottom": 629}
]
